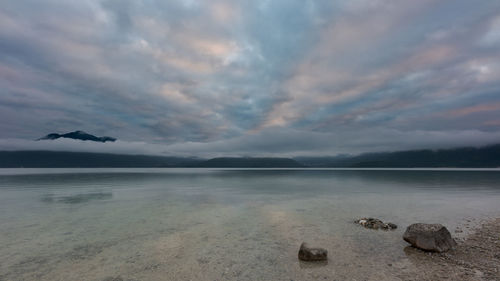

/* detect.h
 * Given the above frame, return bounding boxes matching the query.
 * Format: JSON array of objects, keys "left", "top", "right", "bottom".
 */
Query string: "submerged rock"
[
  {"left": 403, "top": 223, "right": 457, "bottom": 252},
  {"left": 387, "top": 222, "right": 398, "bottom": 229},
  {"left": 355, "top": 218, "right": 397, "bottom": 230},
  {"left": 298, "top": 242, "right": 328, "bottom": 261}
]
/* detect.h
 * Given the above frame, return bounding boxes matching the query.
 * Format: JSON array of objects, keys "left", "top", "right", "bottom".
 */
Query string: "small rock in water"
[
  {"left": 355, "top": 218, "right": 397, "bottom": 230},
  {"left": 298, "top": 242, "right": 327, "bottom": 261},
  {"left": 403, "top": 223, "right": 457, "bottom": 252},
  {"left": 387, "top": 222, "right": 398, "bottom": 230}
]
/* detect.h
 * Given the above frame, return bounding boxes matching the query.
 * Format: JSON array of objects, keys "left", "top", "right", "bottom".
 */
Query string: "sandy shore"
[{"left": 397, "top": 218, "right": 500, "bottom": 281}]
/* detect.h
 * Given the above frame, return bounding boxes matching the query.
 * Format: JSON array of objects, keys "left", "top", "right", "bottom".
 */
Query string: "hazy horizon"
[{"left": 1, "top": 136, "right": 500, "bottom": 158}]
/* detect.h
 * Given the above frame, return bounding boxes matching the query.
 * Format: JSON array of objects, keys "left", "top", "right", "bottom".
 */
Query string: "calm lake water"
[{"left": 1, "top": 168, "right": 500, "bottom": 280}]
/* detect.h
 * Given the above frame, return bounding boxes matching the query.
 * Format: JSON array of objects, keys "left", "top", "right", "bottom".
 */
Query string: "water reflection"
[
  {"left": 41, "top": 192, "right": 113, "bottom": 204},
  {"left": 298, "top": 260, "right": 329, "bottom": 268}
]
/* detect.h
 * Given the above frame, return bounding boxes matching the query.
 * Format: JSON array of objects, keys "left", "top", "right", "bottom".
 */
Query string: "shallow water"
[{"left": 1, "top": 168, "right": 500, "bottom": 280}]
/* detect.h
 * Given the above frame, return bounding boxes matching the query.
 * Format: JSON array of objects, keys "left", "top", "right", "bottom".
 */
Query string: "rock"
[
  {"left": 403, "top": 223, "right": 457, "bottom": 252},
  {"left": 355, "top": 218, "right": 397, "bottom": 230},
  {"left": 387, "top": 222, "right": 398, "bottom": 229},
  {"left": 298, "top": 242, "right": 327, "bottom": 261}
]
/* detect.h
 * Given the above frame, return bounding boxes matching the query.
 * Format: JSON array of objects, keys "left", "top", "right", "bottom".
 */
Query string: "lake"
[{"left": 1, "top": 168, "right": 500, "bottom": 280}]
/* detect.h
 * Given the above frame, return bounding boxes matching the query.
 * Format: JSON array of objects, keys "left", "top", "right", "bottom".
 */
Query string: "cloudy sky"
[{"left": 1, "top": 0, "right": 500, "bottom": 157}]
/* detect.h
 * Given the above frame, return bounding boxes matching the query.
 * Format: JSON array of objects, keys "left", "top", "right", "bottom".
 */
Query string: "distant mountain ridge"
[
  {"left": 296, "top": 144, "right": 500, "bottom": 168},
  {"left": 1, "top": 144, "right": 500, "bottom": 168},
  {"left": 0, "top": 151, "right": 198, "bottom": 168},
  {"left": 38, "top": 131, "right": 116, "bottom": 143},
  {"left": 0, "top": 152, "right": 302, "bottom": 168},
  {"left": 195, "top": 157, "right": 304, "bottom": 168}
]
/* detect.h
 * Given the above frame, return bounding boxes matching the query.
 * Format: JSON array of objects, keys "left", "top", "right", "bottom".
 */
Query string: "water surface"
[{"left": 1, "top": 168, "right": 500, "bottom": 280}]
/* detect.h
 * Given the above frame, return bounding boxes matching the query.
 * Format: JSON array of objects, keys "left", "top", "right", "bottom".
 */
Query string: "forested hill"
[
  {"left": 295, "top": 144, "right": 500, "bottom": 168},
  {"left": 0, "top": 151, "right": 199, "bottom": 168},
  {"left": 1, "top": 144, "right": 500, "bottom": 168},
  {"left": 0, "top": 151, "right": 303, "bottom": 168},
  {"left": 195, "top": 157, "right": 304, "bottom": 168}
]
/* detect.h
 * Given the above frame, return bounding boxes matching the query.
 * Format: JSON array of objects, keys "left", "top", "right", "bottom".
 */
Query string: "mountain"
[
  {"left": 38, "top": 131, "right": 116, "bottom": 142},
  {"left": 295, "top": 144, "right": 500, "bottom": 168},
  {"left": 194, "top": 157, "right": 304, "bottom": 168},
  {"left": 0, "top": 151, "right": 200, "bottom": 168},
  {"left": 1, "top": 144, "right": 500, "bottom": 168},
  {"left": 0, "top": 152, "right": 303, "bottom": 168}
]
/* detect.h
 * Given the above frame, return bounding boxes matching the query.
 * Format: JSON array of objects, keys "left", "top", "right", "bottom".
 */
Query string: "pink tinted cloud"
[{"left": 449, "top": 102, "right": 500, "bottom": 117}]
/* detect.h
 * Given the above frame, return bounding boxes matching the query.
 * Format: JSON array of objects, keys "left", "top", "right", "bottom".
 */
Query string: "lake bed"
[{"left": 1, "top": 168, "right": 500, "bottom": 280}]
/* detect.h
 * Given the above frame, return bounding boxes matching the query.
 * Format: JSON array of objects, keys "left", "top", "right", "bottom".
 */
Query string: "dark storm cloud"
[{"left": 1, "top": 0, "right": 500, "bottom": 156}]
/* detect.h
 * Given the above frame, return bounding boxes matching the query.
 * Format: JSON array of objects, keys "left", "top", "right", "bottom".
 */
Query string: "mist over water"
[{"left": 1, "top": 168, "right": 500, "bottom": 280}]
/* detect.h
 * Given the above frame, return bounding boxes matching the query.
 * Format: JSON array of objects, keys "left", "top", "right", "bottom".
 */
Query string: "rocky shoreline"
[
  {"left": 300, "top": 217, "right": 499, "bottom": 280},
  {"left": 398, "top": 218, "right": 500, "bottom": 280}
]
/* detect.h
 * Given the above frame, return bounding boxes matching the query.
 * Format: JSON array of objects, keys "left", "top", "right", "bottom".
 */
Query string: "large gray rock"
[
  {"left": 403, "top": 223, "right": 457, "bottom": 252},
  {"left": 298, "top": 242, "right": 327, "bottom": 261}
]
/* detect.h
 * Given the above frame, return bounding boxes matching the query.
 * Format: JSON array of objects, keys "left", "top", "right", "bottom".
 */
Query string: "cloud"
[
  {"left": 1, "top": 0, "right": 500, "bottom": 156},
  {"left": 448, "top": 102, "right": 500, "bottom": 117},
  {"left": 3, "top": 127, "right": 500, "bottom": 158}
]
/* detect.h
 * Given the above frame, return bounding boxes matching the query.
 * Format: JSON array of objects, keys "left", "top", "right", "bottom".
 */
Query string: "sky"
[{"left": 1, "top": 0, "right": 500, "bottom": 157}]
